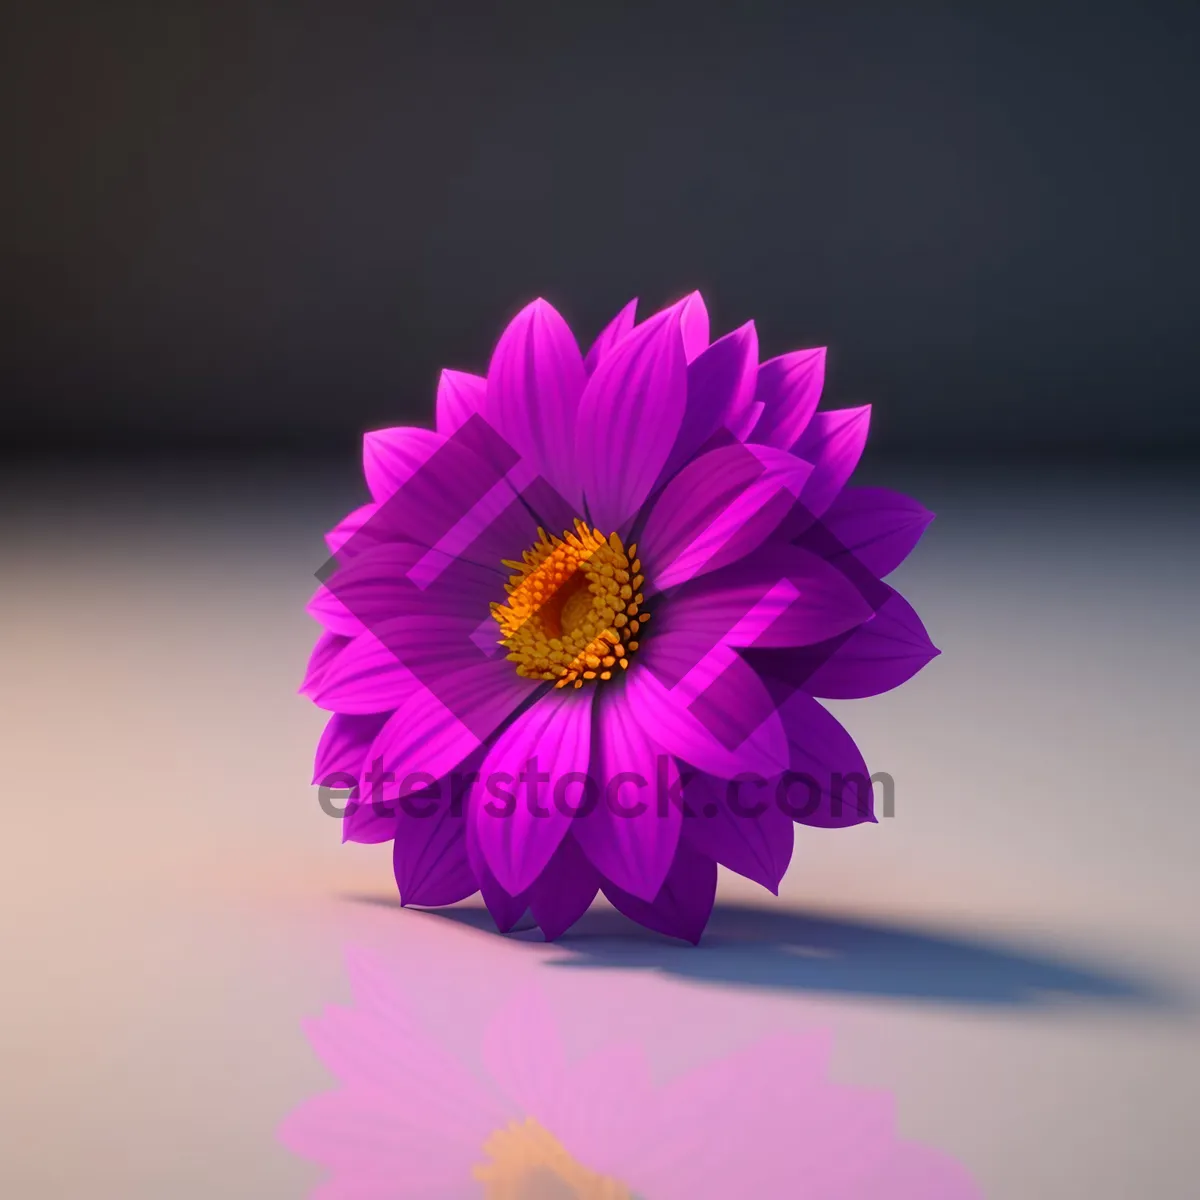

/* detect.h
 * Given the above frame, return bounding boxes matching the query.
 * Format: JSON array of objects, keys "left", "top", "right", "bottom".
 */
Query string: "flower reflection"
[
  {"left": 279, "top": 947, "right": 981, "bottom": 1198},
  {"left": 474, "top": 1119, "right": 632, "bottom": 1198}
]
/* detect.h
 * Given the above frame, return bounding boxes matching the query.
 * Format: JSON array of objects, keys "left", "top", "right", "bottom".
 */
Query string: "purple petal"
[
  {"left": 571, "top": 689, "right": 682, "bottom": 902},
  {"left": 638, "top": 443, "right": 813, "bottom": 593},
  {"left": 323, "top": 503, "right": 378, "bottom": 558},
  {"left": 583, "top": 298, "right": 638, "bottom": 375},
  {"left": 622, "top": 637, "right": 789, "bottom": 780},
  {"left": 306, "top": 581, "right": 365, "bottom": 637},
  {"left": 746, "top": 586, "right": 940, "bottom": 700},
  {"left": 365, "top": 614, "right": 508, "bottom": 681},
  {"left": 342, "top": 797, "right": 398, "bottom": 844},
  {"left": 791, "top": 405, "right": 871, "bottom": 519},
  {"left": 434, "top": 369, "right": 487, "bottom": 435},
  {"left": 394, "top": 794, "right": 478, "bottom": 907},
  {"left": 482, "top": 298, "right": 588, "bottom": 511},
  {"left": 361, "top": 426, "right": 444, "bottom": 504},
  {"left": 676, "top": 290, "right": 710, "bottom": 362},
  {"left": 528, "top": 835, "right": 601, "bottom": 940},
  {"left": 642, "top": 290, "right": 710, "bottom": 362},
  {"left": 310, "top": 712, "right": 394, "bottom": 845},
  {"left": 311, "top": 542, "right": 498, "bottom": 637},
  {"left": 299, "top": 631, "right": 351, "bottom": 697},
  {"left": 660, "top": 322, "right": 758, "bottom": 483},
  {"left": 365, "top": 657, "right": 532, "bottom": 781},
  {"left": 730, "top": 399, "right": 764, "bottom": 442},
  {"left": 480, "top": 872, "right": 531, "bottom": 933},
  {"left": 472, "top": 688, "right": 595, "bottom": 896},
  {"left": 575, "top": 307, "right": 687, "bottom": 532},
  {"left": 601, "top": 842, "right": 718, "bottom": 944},
  {"left": 313, "top": 712, "right": 388, "bottom": 786},
  {"left": 655, "top": 543, "right": 875, "bottom": 650},
  {"left": 750, "top": 348, "right": 826, "bottom": 449},
  {"left": 307, "top": 628, "right": 420, "bottom": 714},
  {"left": 809, "top": 486, "right": 935, "bottom": 578},
  {"left": 466, "top": 823, "right": 531, "bottom": 933},
  {"left": 680, "top": 773, "right": 794, "bottom": 893},
  {"left": 355, "top": 417, "right": 527, "bottom": 565},
  {"left": 776, "top": 692, "right": 876, "bottom": 828}
]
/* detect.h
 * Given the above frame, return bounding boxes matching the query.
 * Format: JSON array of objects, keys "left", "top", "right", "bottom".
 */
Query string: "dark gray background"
[{"left": 3, "top": 1, "right": 1197, "bottom": 458}]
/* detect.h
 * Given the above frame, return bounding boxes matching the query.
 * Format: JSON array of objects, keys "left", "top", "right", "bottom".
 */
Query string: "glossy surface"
[{"left": 2, "top": 462, "right": 1196, "bottom": 1198}]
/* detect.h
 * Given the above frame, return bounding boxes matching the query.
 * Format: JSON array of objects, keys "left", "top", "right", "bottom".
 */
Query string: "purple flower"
[{"left": 303, "top": 293, "right": 938, "bottom": 942}]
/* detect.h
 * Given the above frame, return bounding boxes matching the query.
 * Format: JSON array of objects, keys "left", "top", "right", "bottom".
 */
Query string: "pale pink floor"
[{"left": 2, "top": 463, "right": 1197, "bottom": 1198}]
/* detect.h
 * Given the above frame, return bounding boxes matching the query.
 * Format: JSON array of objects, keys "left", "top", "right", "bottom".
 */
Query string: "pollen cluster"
[{"left": 491, "top": 519, "right": 649, "bottom": 688}]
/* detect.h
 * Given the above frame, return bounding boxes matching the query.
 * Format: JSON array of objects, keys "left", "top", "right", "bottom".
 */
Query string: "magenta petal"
[
  {"left": 676, "top": 290, "right": 710, "bottom": 362},
  {"left": 681, "top": 773, "right": 794, "bottom": 893},
  {"left": 655, "top": 543, "right": 875, "bottom": 650},
  {"left": 806, "top": 587, "right": 939, "bottom": 698},
  {"left": 777, "top": 692, "right": 876, "bottom": 827},
  {"left": 434, "top": 369, "right": 487, "bottom": 436},
  {"left": 639, "top": 443, "right": 813, "bottom": 593},
  {"left": 479, "top": 874, "right": 530, "bottom": 932},
  {"left": 642, "top": 290, "right": 710, "bottom": 361},
  {"left": 729, "top": 398, "right": 764, "bottom": 442},
  {"left": 313, "top": 712, "right": 388, "bottom": 786},
  {"left": 323, "top": 503, "right": 379, "bottom": 557},
  {"left": 308, "top": 628, "right": 421, "bottom": 714},
  {"left": 575, "top": 306, "right": 688, "bottom": 533},
  {"left": 311, "top": 712, "right": 393, "bottom": 844},
  {"left": 342, "top": 797, "right": 398, "bottom": 844},
  {"left": 300, "top": 630, "right": 352, "bottom": 697},
  {"left": 352, "top": 417, "right": 529, "bottom": 569},
  {"left": 622, "top": 637, "right": 789, "bottom": 780},
  {"left": 748, "top": 586, "right": 940, "bottom": 700},
  {"left": 394, "top": 800, "right": 477, "bottom": 907},
  {"left": 583, "top": 298, "right": 638, "bottom": 375},
  {"left": 472, "top": 688, "right": 595, "bottom": 896},
  {"left": 811, "top": 486, "right": 935, "bottom": 578},
  {"left": 306, "top": 581, "right": 365, "bottom": 637},
  {"left": 602, "top": 842, "right": 717, "bottom": 944},
  {"left": 366, "top": 658, "right": 531, "bottom": 782},
  {"left": 792, "top": 405, "right": 871, "bottom": 518},
  {"left": 660, "top": 321, "right": 759, "bottom": 482},
  {"left": 362, "top": 426, "right": 445, "bottom": 504},
  {"left": 366, "top": 613, "right": 507, "bottom": 679},
  {"left": 528, "top": 835, "right": 601, "bottom": 940},
  {"left": 482, "top": 298, "right": 587, "bottom": 510},
  {"left": 412, "top": 656, "right": 538, "bottom": 745},
  {"left": 311, "top": 542, "right": 499, "bottom": 637},
  {"left": 572, "top": 689, "right": 682, "bottom": 902},
  {"left": 466, "top": 823, "right": 531, "bottom": 932},
  {"left": 750, "top": 348, "right": 826, "bottom": 449}
]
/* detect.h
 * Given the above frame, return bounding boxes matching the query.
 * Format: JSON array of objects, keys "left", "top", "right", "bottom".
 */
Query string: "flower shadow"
[{"left": 378, "top": 899, "right": 1180, "bottom": 1010}]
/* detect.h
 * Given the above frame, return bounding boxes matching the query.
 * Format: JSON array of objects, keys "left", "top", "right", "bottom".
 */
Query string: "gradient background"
[{"left": 2, "top": 4, "right": 1198, "bottom": 1198}]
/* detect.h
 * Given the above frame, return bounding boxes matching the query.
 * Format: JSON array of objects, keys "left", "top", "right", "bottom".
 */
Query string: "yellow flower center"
[
  {"left": 472, "top": 1116, "right": 633, "bottom": 1198},
  {"left": 491, "top": 519, "right": 649, "bottom": 689}
]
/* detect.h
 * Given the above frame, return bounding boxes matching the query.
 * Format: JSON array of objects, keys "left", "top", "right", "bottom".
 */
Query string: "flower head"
[{"left": 303, "top": 293, "right": 938, "bottom": 941}]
